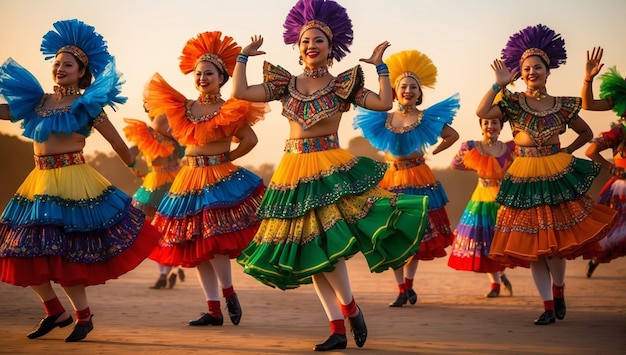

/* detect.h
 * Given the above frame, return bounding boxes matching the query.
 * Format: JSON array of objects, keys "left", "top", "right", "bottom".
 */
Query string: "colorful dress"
[
  {"left": 448, "top": 140, "right": 517, "bottom": 272},
  {"left": 0, "top": 58, "right": 160, "bottom": 287},
  {"left": 144, "top": 73, "right": 266, "bottom": 267},
  {"left": 353, "top": 94, "right": 460, "bottom": 260},
  {"left": 489, "top": 89, "right": 616, "bottom": 266},
  {"left": 586, "top": 125, "right": 626, "bottom": 263},
  {"left": 123, "top": 119, "right": 184, "bottom": 211},
  {"left": 237, "top": 62, "right": 429, "bottom": 290}
]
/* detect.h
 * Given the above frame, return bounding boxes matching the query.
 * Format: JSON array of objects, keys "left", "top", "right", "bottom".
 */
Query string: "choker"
[
  {"left": 53, "top": 85, "right": 81, "bottom": 100},
  {"left": 197, "top": 93, "right": 222, "bottom": 105},
  {"left": 526, "top": 87, "right": 548, "bottom": 100},
  {"left": 398, "top": 104, "right": 416, "bottom": 116},
  {"left": 303, "top": 66, "right": 328, "bottom": 78},
  {"left": 482, "top": 137, "right": 499, "bottom": 146}
]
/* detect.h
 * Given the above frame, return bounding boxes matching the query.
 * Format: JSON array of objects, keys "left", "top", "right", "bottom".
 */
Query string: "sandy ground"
[{"left": 0, "top": 253, "right": 624, "bottom": 355}]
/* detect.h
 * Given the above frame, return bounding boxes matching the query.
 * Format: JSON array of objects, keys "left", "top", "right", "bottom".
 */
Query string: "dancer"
[
  {"left": 122, "top": 108, "right": 186, "bottom": 289},
  {"left": 0, "top": 19, "right": 160, "bottom": 342},
  {"left": 234, "top": 0, "right": 428, "bottom": 351},
  {"left": 144, "top": 31, "right": 266, "bottom": 327},
  {"left": 476, "top": 24, "right": 616, "bottom": 325},
  {"left": 582, "top": 47, "right": 626, "bottom": 277},
  {"left": 448, "top": 114, "right": 515, "bottom": 298},
  {"left": 353, "top": 49, "right": 459, "bottom": 307}
]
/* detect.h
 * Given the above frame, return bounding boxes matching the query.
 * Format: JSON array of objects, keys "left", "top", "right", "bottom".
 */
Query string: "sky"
[{"left": 1, "top": 0, "right": 625, "bottom": 169}]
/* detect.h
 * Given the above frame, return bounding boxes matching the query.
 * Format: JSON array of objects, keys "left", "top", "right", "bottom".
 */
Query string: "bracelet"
[
  {"left": 375, "top": 63, "right": 389, "bottom": 75},
  {"left": 127, "top": 161, "right": 136, "bottom": 169},
  {"left": 491, "top": 83, "right": 501, "bottom": 91},
  {"left": 236, "top": 54, "right": 248, "bottom": 64},
  {"left": 583, "top": 79, "right": 592, "bottom": 84}
]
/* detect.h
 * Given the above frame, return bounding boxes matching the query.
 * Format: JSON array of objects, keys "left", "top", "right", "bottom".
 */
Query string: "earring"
[
  {"left": 299, "top": 56, "right": 303, "bottom": 66},
  {"left": 327, "top": 54, "right": 333, "bottom": 67}
]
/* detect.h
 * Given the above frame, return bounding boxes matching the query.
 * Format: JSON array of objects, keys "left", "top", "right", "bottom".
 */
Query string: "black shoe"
[
  {"left": 149, "top": 277, "right": 167, "bottom": 289},
  {"left": 486, "top": 289, "right": 500, "bottom": 298},
  {"left": 586, "top": 260, "right": 599, "bottom": 278},
  {"left": 406, "top": 288, "right": 418, "bottom": 305},
  {"left": 178, "top": 268, "right": 186, "bottom": 282},
  {"left": 188, "top": 312, "right": 224, "bottom": 326},
  {"left": 314, "top": 333, "right": 347, "bottom": 351},
  {"left": 533, "top": 310, "right": 556, "bottom": 325},
  {"left": 554, "top": 297, "right": 566, "bottom": 320},
  {"left": 225, "top": 293, "right": 242, "bottom": 325},
  {"left": 389, "top": 292, "right": 407, "bottom": 307},
  {"left": 168, "top": 273, "right": 177, "bottom": 289},
  {"left": 348, "top": 306, "right": 367, "bottom": 348},
  {"left": 27, "top": 313, "right": 73, "bottom": 339},
  {"left": 501, "top": 274, "right": 513, "bottom": 296},
  {"left": 65, "top": 315, "right": 93, "bottom": 342}
]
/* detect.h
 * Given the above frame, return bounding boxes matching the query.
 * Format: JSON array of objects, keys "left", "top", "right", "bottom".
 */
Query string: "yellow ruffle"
[
  {"left": 16, "top": 164, "right": 111, "bottom": 200},
  {"left": 270, "top": 148, "right": 357, "bottom": 185},
  {"left": 505, "top": 152, "right": 571, "bottom": 178}
]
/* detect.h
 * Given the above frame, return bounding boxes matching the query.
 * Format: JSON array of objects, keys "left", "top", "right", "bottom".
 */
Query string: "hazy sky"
[{"left": 1, "top": 0, "right": 625, "bottom": 169}]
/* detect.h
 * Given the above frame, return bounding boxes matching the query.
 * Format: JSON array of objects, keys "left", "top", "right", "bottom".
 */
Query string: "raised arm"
[
  {"left": 476, "top": 59, "right": 514, "bottom": 119},
  {"left": 232, "top": 35, "right": 270, "bottom": 102},
  {"left": 360, "top": 41, "right": 393, "bottom": 111},
  {"left": 229, "top": 124, "right": 258, "bottom": 161},
  {"left": 582, "top": 47, "right": 612, "bottom": 111},
  {"left": 432, "top": 124, "right": 459, "bottom": 155},
  {"left": 0, "top": 103, "right": 13, "bottom": 120}
]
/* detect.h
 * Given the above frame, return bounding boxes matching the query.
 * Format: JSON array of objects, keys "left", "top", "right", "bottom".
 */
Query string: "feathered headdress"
[
  {"left": 386, "top": 50, "right": 437, "bottom": 90},
  {"left": 501, "top": 24, "right": 567, "bottom": 75},
  {"left": 599, "top": 66, "right": 626, "bottom": 117},
  {"left": 179, "top": 31, "right": 241, "bottom": 81},
  {"left": 283, "top": 0, "right": 353, "bottom": 62},
  {"left": 40, "top": 19, "right": 112, "bottom": 78}
]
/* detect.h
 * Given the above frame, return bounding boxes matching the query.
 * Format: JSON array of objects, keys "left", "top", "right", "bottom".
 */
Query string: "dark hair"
[{"left": 68, "top": 52, "right": 93, "bottom": 89}]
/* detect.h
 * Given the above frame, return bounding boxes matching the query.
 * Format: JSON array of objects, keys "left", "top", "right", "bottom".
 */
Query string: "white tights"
[
  {"left": 530, "top": 255, "right": 566, "bottom": 301},
  {"left": 195, "top": 254, "right": 233, "bottom": 301},
  {"left": 312, "top": 258, "right": 354, "bottom": 321}
]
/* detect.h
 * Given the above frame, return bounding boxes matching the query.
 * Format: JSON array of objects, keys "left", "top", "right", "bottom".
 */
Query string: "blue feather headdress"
[{"left": 501, "top": 24, "right": 567, "bottom": 75}]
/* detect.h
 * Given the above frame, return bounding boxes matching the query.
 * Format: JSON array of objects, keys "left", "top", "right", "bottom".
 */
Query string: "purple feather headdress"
[
  {"left": 501, "top": 24, "right": 567, "bottom": 75},
  {"left": 283, "top": 0, "right": 353, "bottom": 62},
  {"left": 40, "top": 19, "right": 113, "bottom": 78}
]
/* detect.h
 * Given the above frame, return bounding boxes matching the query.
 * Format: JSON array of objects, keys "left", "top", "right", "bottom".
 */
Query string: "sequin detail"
[
  {"left": 34, "top": 151, "right": 86, "bottom": 170},
  {"left": 387, "top": 157, "right": 425, "bottom": 170},
  {"left": 478, "top": 177, "right": 501, "bottom": 187},
  {"left": 284, "top": 133, "right": 340, "bottom": 154},
  {"left": 152, "top": 161, "right": 182, "bottom": 173},
  {"left": 186, "top": 153, "right": 230, "bottom": 167},
  {"left": 515, "top": 144, "right": 560, "bottom": 157}
]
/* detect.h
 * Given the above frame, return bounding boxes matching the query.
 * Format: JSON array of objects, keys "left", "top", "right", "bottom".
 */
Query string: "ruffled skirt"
[
  {"left": 490, "top": 148, "right": 616, "bottom": 266},
  {"left": 379, "top": 158, "right": 453, "bottom": 260},
  {"left": 150, "top": 154, "right": 265, "bottom": 267},
  {"left": 237, "top": 135, "right": 428, "bottom": 290},
  {"left": 589, "top": 177, "right": 626, "bottom": 263},
  {"left": 0, "top": 153, "right": 160, "bottom": 287},
  {"left": 132, "top": 164, "right": 180, "bottom": 209}
]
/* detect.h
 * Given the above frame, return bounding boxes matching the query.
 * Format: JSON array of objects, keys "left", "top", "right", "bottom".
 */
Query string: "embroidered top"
[
  {"left": 0, "top": 58, "right": 125, "bottom": 143},
  {"left": 591, "top": 125, "right": 626, "bottom": 168},
  {"left": 353, "top": 93, "right": 460, "bottom": 156},
  {"left": 262, "top": 61, "right": 371, "bottom": 129},
  {"left": 451, "top": 140, "right": 515, "bottom": 179},
  {"left": 123, "top": 118, "right": 184, "bottom": 163},
  {"left": 498, "top": 88, "right": 582, "bottom": 146},
  {"left": 144, "top": 72, "right": 266, "bottom": 147}
]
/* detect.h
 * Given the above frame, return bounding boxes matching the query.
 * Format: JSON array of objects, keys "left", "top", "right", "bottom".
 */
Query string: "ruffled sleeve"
[
  {"left": 450, "top": 141, "right": 474, "bottom": 170},
  {"left": 0, "top": 58, "right": 44, "bottom": 125},
  {"left": 497, "top": 88, "right": 519, "bottom": 122},
  {"left": 262, "top": 61, "right": 291, "bottom": 101},
  {"left": 123, "top": 118, "right": 175, "bottom": 162},
  {"left": 143, "top": 72, "right": 189, "bottom": 143},
  {"left": 592, "top": 125, "right": 622, "bottom": 151},
  {"left": 559, "top": 96, "right": 583, "bottom": 123},
  {"left": 72, "top": 60, "right": 127, "bottom": 122},
  {"left": 335, "top": 65, "right": 369, "bottom": 106},
  {"left": 461, "top": 146, "right": 505, "bottom": 179}
]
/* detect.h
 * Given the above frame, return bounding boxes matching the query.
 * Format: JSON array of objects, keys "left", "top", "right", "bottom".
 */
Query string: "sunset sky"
[{"left": 1, "top": 0, "right": 625, "bottom": 169}]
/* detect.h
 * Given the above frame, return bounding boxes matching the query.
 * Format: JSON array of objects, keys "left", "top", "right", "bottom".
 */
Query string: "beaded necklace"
[
  {"left": 525, "top": 87, "right": 548, "bottom": 100},
  {"left": 398, "top": 104, "right": 416, "bottom": 116},
  {"left": 303, "top": 66, "right": 329, "bottom": 78},
  {"left": 197, "top": 92, "right": 222, "bottom": 105},
  {"left": 53, "top": 85, "right": 81, "bottom": 100}
]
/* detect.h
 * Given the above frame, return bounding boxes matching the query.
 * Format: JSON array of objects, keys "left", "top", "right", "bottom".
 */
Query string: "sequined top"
[
  {"left": 498, "top": 88, "right": 582, "bottom": 146},
  {"left": 262, "top": 61, "right": 371, "bottom": 129},
  {"left": 592, "top": 125, "right": 626, "bottom": 168}
]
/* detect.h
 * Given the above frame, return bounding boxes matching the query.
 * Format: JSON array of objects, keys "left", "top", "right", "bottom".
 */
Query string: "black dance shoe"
[
  {"left": 225, "top": 294, "right": 242, "bottom": 325},
  {"left": 486, "top": 289, "right": 500, "bottom": 298},
  {"left": 501, "top": 274, "right": 513, "bottom": 296},
  {"left": 149, "top": 278, "right": 167, "bottom": 289},
  {"left": 168, "top": 273, "right": 177, "bottom": 289},
  {"left": 533, "top": 310, "right": 556, "bottom": 325},
  {"left": 389, "top": 292, "right": 407, "bottom": 307},
  {"left": 188, "top": 312, "right": 224, "bottom": 326},
  {"left": 27, "top": 313, "right": 73, "bottom": 339},
  {"left": 314, "top": 333, "right": 348, "bottom": 351},
  {"left": 65, "top": 315, "right": 93, "bottom": 342},
  {"left": 586, "top": 260, "right": 599, "bottom": 278},
  {"left": 348, "top": 306, "right": 367, "bottom": 348},
  {"left": 406, "top": 288, "right": 418, "bottom": 305},
  {"left": 178, "top": 268, "right": 186, "bottom": 282},
  {"left": 554, "top": 297, "right": 566, "bottom": 320}
]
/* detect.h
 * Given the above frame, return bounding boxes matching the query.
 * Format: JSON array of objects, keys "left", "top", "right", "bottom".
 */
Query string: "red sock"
[
  {"left": 340, "top": 298, "right": 357, "bottom": 318},
  {"left": 397, "top": 284, "right": 406, "bottom": 293},
  {"left": 552, "top": 284, "right": 565, "bottom": 298},
  {"left": 43, "top": 297, "right": 65, "bottom": 317},
  {"left": 404, "top": 277, "right": 414, "bottom": 290},
  {"left": 330, "top": 319, "right": 346, "bottom": 335},
  {"left": 208, "top": 300, "right": 222, "bottom": 317},
  {"left": 75, "top": 307, "right": 91, "bottom": 325},
  {"left": 491, "top": 283, "right": 501, "bottom": 291},
  {"left": 222, "top": 286, "right": 235, "bottom": 298},
  {"left": 543, "top": 300, "right": 555, "bottom": 312}
]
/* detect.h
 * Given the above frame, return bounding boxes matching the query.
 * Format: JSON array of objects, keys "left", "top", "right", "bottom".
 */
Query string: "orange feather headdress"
[{"left": 179, "top": 31, "right": 241, "bottom": 79}]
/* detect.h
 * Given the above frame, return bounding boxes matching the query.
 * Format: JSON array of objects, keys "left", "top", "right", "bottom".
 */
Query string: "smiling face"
[
  {"left": 480, "top": 117, "right": 502, "bottom": 141},
  {"left": 194, "top": 61, "right": 223, "bottom": 95},
  {"left": 52, "top": 52, "right": 85, "bottom": 88},
  {"left": 521, "top": 55, "right": 550, "bottom": 90},
  {"left": 395, "top": 76, "right": 422, "bottom": 107},
  {"left": 299, "top": 28, "right": 331, "bottom": 68}
]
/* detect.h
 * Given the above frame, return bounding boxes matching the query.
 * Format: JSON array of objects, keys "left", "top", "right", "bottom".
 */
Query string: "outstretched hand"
[
  {"left": 585, "top": 47, "right": 604, "bottom": 81},
  {"left": 241, "top": 35, "right": 266, "bottom": 57},
  {"left": 491, "top": 59, "right": 515, "bottom": 87},
  {"left": 360, "top": 41, "right": 391, "bottom": 65}
]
